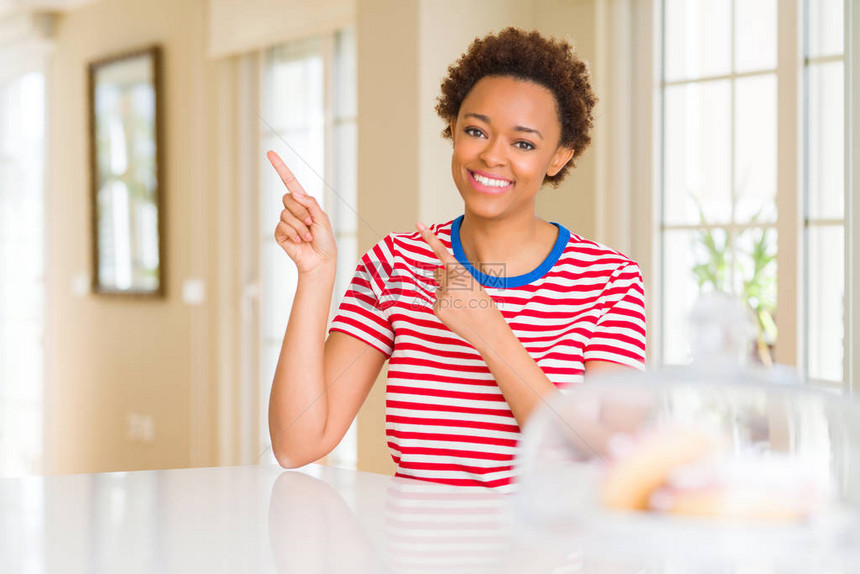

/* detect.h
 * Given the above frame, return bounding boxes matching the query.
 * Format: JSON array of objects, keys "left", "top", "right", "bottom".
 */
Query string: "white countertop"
[{"left": 2, "top": 463, "right": 859, "bottom": 573}]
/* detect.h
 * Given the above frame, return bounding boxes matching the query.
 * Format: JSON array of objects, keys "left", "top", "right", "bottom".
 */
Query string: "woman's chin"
[{"left": 461, "top": 198, "right": 512, "bottom": 219}]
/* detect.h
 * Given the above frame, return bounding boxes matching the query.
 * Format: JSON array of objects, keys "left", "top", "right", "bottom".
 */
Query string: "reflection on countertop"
[
  {"left": 1, "top": 458, "right": 859, "bottom": 573},
  {"left": 267, "top": 467, "right": 580, "bottom": 574}
]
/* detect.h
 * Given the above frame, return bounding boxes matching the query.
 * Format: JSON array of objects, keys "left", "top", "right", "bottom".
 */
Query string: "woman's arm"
[
  {"left": 471, "top": 324, "right": 559, "bottom": 427},
  {"left": 266, "top": 151, "right": 385, "bottom": 467},
  {"left": 416, "top": 223, "right": 637, "bottom": 429},
  {"left": 268, "top": 266, "right": 335, "bottom": 467},
  {"left": 472, "top": 330, "right": 635, "bottom": 427},
  {"left": 269, "top": 303, "right": 386, "bottom": 467}
]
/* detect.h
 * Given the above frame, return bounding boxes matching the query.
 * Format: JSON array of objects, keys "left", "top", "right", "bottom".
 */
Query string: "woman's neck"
[{"left": 457, "top": 212, "right": 558, "bottom": 277}]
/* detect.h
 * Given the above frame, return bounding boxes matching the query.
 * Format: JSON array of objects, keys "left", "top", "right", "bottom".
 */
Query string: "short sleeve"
[
  {"left": 328, "top": 237, "right": 396, "bottom": 359},
  {"left": 583, "top": 263, "right": 647, "bottom": 369}
]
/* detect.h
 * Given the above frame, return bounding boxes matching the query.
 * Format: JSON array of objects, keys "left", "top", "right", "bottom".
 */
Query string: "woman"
[{"left": 267, "top": 28, "right": 646, "bottom": 490}]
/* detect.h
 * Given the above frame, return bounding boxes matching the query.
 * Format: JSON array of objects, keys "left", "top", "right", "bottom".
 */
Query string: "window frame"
[
  {"left": 657, "top": 3, "right": 780, "bottom": 368},
  {"left": 634, "top": 0, "right": 855, "bottom": 392},
  {"left": 847, "top": 0, "right": 859, "bottom": 396}
]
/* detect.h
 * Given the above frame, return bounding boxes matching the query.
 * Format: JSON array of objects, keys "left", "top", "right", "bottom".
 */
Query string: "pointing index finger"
[
  {"left": 267, "top": 150, "right": 308, "bottom": 198},
  {"left": 416, "top": 222, "right": 457, "bottom": 265}
]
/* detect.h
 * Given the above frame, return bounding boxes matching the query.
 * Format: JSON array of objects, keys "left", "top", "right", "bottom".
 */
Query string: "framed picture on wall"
[{"left": 88, "top": 45, "right": 165, "bottom": 296}]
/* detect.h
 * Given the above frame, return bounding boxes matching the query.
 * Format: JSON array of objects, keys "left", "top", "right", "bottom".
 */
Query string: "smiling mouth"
[{"left": 468, "top": 170, "right": 513, "bottom": 193}]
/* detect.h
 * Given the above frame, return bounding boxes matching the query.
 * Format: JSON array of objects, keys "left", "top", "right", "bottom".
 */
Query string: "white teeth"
[{"left": 472, "top": 172, "right": 511, "bottom": 188}]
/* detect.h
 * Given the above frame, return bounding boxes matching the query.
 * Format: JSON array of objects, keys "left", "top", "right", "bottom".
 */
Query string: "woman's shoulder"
[
  {"left": 363, "top": 218, "right": 458, "bottom": 264},
  {"left": 389, "top": 218, "right": 456, "bottom": 244},
  {"left": 559, "top": 228, "right": 640, "bottom": 271}
]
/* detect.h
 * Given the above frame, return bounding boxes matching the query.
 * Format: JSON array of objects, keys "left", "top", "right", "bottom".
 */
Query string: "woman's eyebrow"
[{"left": 464, "top": 112, "right": 544, "bottom": 140}]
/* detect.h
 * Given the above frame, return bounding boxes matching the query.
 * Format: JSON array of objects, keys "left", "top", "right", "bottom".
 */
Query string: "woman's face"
[{"left": 449, "top": 75, "right": 574, "bottom": 221}]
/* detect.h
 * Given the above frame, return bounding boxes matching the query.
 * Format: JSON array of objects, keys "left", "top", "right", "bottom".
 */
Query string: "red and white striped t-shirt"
[{"left": 329, "top": 215, "right": 646, "bottom": 490}]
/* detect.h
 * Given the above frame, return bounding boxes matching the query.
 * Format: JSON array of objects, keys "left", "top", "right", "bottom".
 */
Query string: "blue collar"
[{"left": 449, "top": 215, "right": 570, "bottom": 289}]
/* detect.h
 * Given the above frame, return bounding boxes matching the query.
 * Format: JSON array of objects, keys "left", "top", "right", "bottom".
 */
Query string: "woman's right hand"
[{"left": 267, "top": 150, "right": 337, "bottom": 275}]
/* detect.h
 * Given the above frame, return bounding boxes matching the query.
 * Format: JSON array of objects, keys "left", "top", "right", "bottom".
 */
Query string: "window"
[
  {"left": 0, "top": 70, "right": 46, "bottom": 477},
  {"left": 805, "top": 0, "right": 845, "bottom": 386},
  {"left": 258, "top": 28, "right": 358, "bottom": 467},
  {"left": 658, "top": 0, "right": 849, "bottom": 391},
  {"left": 661, "top": 0, "right": 778, "bottom": 366}
]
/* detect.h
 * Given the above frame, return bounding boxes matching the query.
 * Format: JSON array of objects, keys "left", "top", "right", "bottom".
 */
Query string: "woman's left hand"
[{"left": 416, "top": 222, "right": 508, "bottom": 354}]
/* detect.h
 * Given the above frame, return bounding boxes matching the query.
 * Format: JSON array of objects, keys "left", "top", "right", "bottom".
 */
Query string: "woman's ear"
[
  {"left": 547, "top": 146, "right": 575, "bottom": 177},
  {"left": 449, "top": 119, "right": 457, "bottom": 143}
]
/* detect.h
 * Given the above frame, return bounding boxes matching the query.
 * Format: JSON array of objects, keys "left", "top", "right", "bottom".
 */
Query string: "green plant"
[{"left": 691, "top": 201, "right": 777, "bottom": 364}]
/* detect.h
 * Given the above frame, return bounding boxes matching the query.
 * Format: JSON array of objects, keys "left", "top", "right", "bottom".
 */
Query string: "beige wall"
[
  {"left": 415, "top": 0, "right": 601, "bottom": 238},
  {"left": 417, "top": 0, "right": 535, "bottom": 226},
  {"left": 40, "top": 0, "right": 608, "bottom": 476},
  {"left": 46, "top": 0, "right": 219, "bottom": 473},
  {"left": 354, "top": 0, "right": 421, "bottom": 475},
  {"left": 534, "top": 0, "right": 600, "bottom": 241}
]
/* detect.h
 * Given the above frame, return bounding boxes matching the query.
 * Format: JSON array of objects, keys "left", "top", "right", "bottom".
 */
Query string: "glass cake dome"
[{"left": 512, "top": 294, "right": 860, "bottom": 571}]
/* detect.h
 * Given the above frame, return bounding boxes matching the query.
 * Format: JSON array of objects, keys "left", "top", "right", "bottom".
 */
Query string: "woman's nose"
[{"left": 478, "top": 136, "right": 506, "bottom": 167}]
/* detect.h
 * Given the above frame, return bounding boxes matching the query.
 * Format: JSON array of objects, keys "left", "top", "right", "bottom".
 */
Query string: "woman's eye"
[
  {"left": 465, "top": 127, "right": 485, "bottom": 138},
  {"left": 514, "top": 141, "right": 536, "bottom": 151}
]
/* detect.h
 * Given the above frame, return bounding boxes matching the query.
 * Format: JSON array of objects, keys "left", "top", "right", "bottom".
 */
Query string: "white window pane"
[
  {"left": 808, "top": 0, "right": 844, "bottom": 58},
  {"left": 808, "top": 61, "right": 844, "bottom": 220},
  {"left": 735, "top": 74, "right": 777, "bottom": 224},
  {"left": 261, "top": 342, "right": 279, "bottom": 398},
  {"left": 260, "top": 340, "right": 280, "bottom": 455},
  {"left": 329, "top": 417, "right": 358, "bottom": 468},
  {"left": 735, "top": 227, "right": 777, "bottom": 360},
  {"left": 332, "top": 121, "right": 358, "bottom": 235},
  {"left": 259, "top": 145, "right": 281, "bottom": 239},
  {"left": 735, "top": 0, "right": 777, "bottom": 72},
  {"left": 664, "top": 81, "right": 732, "bottom": 225},
  {"left": 266, "top": 42, "right": 324, "bottom": 131},
  {"left": 664, "top": 0, "right": 731, "bottom": 81},
  {"left": 807, "top": 225, "right": 844, "bottom": 382},
  {"left": 0, "top": 71, "right": 45, "bottom": 477},
  {"left": 662, "top": 228, "right": 732, "bottom": 364},
  {"left": 262, "top": 130, "right": 325, "bottom": 220},
  {"left": 333, "top": 233, "right": 357, "bottom": 307},
  {"left": 334, "top": 27, "right": 357, "bottom": 119},
  {"left": 0, "top": 404, "right": 42, "bottom": 477},
  {"left": 0, "top": 246, "right": 44, "bottom": 302},
  {"left": 261, "top": 240, "right": 298, "bottom": 342},
  {"left": 0, "top": 321, "right": 43, "bottom": 404},
  {"left": 1, "top": 279, "right": 44, "bottom": 321}
]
